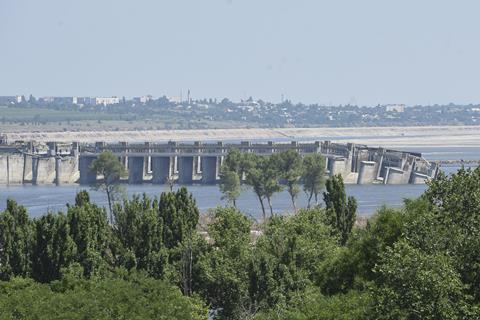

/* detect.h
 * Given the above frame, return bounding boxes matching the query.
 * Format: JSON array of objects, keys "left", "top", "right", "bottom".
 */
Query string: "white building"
[
  {"left": 95, "top": 97, "right": 120, "bottom": 106},
  {"left": 73, "top": 97, "right": 95, "bottom": 105},
  {"left": 133, "top": 95, "right": 153, "bottom": 104},
  {"left": 385, "top": 104, "right": 405, "bottom": 113},
  {"left": 140, "top": 95, "right": 153, "bottom": 104}
]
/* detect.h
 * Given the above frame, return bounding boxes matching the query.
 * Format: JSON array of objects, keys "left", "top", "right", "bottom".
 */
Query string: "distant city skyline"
[{"left": 1, "top": 0, "right": 480, "bottom": 106}]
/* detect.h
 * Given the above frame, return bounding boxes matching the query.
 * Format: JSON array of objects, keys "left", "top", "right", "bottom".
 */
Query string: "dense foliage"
[
  {"left": 219, "top": 149, "right": 326, "bottom": 220},
  {"left": 1, "top": 167, "right": 480, "bottom": 319},
  {"left": 0, "top": 273, "right": 206, "bottom": 319}
]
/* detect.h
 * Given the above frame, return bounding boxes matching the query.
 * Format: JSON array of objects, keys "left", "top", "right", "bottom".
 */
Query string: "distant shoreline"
[{"left": 5, "top": 125, "right": 480, "bottom": 149}]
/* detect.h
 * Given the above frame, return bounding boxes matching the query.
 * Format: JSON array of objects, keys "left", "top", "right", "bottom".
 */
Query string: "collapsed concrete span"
[{"left": 0, "top": 140, "right": 439, "bottom": 185}]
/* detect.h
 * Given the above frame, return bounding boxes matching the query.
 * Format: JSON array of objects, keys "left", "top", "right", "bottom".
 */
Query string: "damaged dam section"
[{"left": 0, "top": 140, "right": 439, "bottom": 186}]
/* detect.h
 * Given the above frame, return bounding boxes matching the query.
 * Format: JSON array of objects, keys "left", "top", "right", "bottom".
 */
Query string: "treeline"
[
  {"left": 218, "top": 149, "right": 329, "bottom": 219},
  {"left": 1, "top": 168, "right": 480, "bottom": 319}
]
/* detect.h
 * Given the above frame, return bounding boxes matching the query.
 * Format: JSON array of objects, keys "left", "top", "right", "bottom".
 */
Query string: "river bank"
[{"left": 5, "top": 125, "right": 480, "bottom": 148}]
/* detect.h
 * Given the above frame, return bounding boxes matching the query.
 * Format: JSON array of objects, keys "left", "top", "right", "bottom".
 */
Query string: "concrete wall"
[
  {"left": 328, "top": 157, "right": 346, "bottom": 177},
  {"left": 0, "top": 156, "right": 7, "bottom": 184},
  {"left": 33, "top": 157, "right": 56, "bottom": 184},
  {"left": 411, "top": 172, "right": 430, "bottom": 184},
  {"left": 385, "top": 167, "right": 408, "bottom": 184},
  {"left": 357, "top": 161, "right": 377, "bottom": 184},
  {"left": 0, "top": 155, "right": 26, "bottom": 184},
  {"left": 57, "top": 156, "right": 79, "bottom": 184},
  {"left": 79, "top": 156, "right": 97, "bottom": 185},
  {"left": 8, "top": 155, "right": 25, "bottom": 184},
  {"left": 0, "top": 141, "right": 439, "bottom": 185},
  {"left": 23, "top": 154, "right": 33, "bottom": 182}
]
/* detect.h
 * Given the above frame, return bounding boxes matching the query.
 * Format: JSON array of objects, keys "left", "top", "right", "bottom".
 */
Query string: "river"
[{"left": 0, "top": 146, "right": 478, "bottom": 219}]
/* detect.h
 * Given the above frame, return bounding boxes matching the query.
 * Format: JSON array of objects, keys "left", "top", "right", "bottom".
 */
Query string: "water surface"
[{"left": 0, "top": 146, "right": 477, "bottom": 219}]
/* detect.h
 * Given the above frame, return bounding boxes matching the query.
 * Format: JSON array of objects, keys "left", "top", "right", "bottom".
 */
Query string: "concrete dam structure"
[{"left": 0, "top": 140, "right": 439, "bottom": 186}]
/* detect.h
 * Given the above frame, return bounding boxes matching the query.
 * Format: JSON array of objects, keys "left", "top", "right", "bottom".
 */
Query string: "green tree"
[
  {"left": 407, "top": 167, "right": 480, "bottom": 302},
  {"left": 317, "top": 207, "right": 407, "bottom": 295},
  {"left": 0, "top": 274, "right": 208, "bottom": 320},
  {"left": 66, "top": 191, "right": 111, "bottom": 277},
  {"left": 244, "top": 153, "right": 268, "bottom": 220},
  {"left": 31, "top": 213, "right": 77, "bottom": 283},
  {"left": 373, "top": 240, "right": 476, "bottom": 319},
  {"left": 219, "top": 170, "right": 241, "bottom": 207},
  {"left": 90, "top": 151, "right": 127, "bottom": 222},
  {"left": 323, "top": 175, "right": 357, "bottom": 245},
  {"left": 249, "top": 208, "right": 338, "bottom": 312},
  {"left": 197, "top": 207, "right": 253, "bottom": 319},
  {"left": 219, "top": 149, "right": 244, "bottom": 207},
  {"left": 222, "top": 148, "right": 244, "bottom": 173},
  {"left": 0, "top": 199, "right": 33, "bottom": 280},
  {"left": 113, "top": 194, "right": 166, "bottom": 277},
  {"left": 254, "top": 289, "right": 371, "bottom": 320},
  {"left": 261, "top": 156, "right": 283, "bottom": 218},
  {"left": 275, "top": 150, "right": 303, "bottom": 212},
  {"left": 159, "top": 187, "right": 199, "bottom": 250},
  {"left": 158, "top": 187, "right": 200, "bottom": 295},
  {"left": 244, "top": 154, "right": 283, "bottom": 219},
  {"left": 302, "top": 153, "right": 326, "bottom": 207}
]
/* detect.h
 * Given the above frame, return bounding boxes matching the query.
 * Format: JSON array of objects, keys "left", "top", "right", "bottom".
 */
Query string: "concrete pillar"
[
  {"left": 385, "top": 167, "right": 405, "bottom": 184},
  {"left": 95, "top": 141, "right": 106, "bottom": 151},
  {"left": 120, "top": 141, "right": 128, "bottom": 168},
  {"left": 201, "top": 156, "right": 218, "bottom": 184},
  {"left": 314, "top": 141, "right": 321, "bottom": 153},
  {"left": 71, "top": 142, "right": 80, "bottom": 156},
  {"left": 6, "top": 155, "right": 9, "bottom": 185},
  {"left": 267, "top": 141, "right": 274, "bottom": 153},
  {"left": 144, "top": 142, "right": 152, "bottom": 174},
  {"left": 241, "top": 141, "right": 251, "bottom": 153},
  {"left": 32, "top": 156, "right": 39, "bottom": 185},
  {"left": 376, "top": 149, "right": 386, "bottom": 179},
  {"left": 195, "top": 156, "right": 202, "bottom": 174},
  {"left": 194, "top": 141, "right": 202, "bottom": 175},
  {"left": 23, "top": 154, "right": 33, "bottom": 182},
  {"left": 410, "top": 172, "right": 429, "bottom": 184},
  {"left": 128, "top": 156, "right": 144, "bottom": 184},
  {"left": 47, "top": 142, "right": 57, "bottom": 156},
  {"left": 27, "top": 141, "right": 34, "bottom": 153},
  {"left": 79, "top": 156, "right": 97, "bottom": 185},
  {"left": 55, "top": 156, "right": 61, "bottom": 186},
  {"left": 357, "top": 161, "right": 376, "bottom": 184},
  {"left": 173, "top": 156, "right": 178, "bottom": 174},
  {"left": 178, "top": 156, "right": 194, "bottom": 184},
  {"left": 346, "top": 143, "right": 355, "bottom": 172},
  {"left": 152, "top": 156, "right": 172, "bottom": 184},
  {"left": 328, "top": 157, "right": 346, "bottom": 177}
]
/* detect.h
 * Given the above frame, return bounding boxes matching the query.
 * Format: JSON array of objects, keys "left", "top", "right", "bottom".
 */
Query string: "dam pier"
[{"left": 0, "top": 140, "right": 439, "bottom": 185}]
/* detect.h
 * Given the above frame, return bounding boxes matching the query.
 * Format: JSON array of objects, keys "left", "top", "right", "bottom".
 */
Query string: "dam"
[{"left": 0, "top": 140, "right": 439, "bottom": 185}]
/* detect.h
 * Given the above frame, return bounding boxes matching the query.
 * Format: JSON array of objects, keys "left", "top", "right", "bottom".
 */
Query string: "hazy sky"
[{"left": 1, "top": 0, "right": 479, "bottom": 105}]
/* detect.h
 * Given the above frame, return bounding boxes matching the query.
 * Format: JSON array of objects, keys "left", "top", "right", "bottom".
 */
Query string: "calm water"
[{"left": 0, "top": 146, "right": 478, "bottom": 219}]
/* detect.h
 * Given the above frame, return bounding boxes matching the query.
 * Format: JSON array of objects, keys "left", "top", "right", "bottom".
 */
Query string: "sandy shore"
[{"left": 5, "top": 125, "right": 480, "bottom": 148}]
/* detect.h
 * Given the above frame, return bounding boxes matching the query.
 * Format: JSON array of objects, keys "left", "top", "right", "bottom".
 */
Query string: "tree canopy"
[{"left": 1, "top": 166, "right": 480, "bottom": 319}]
